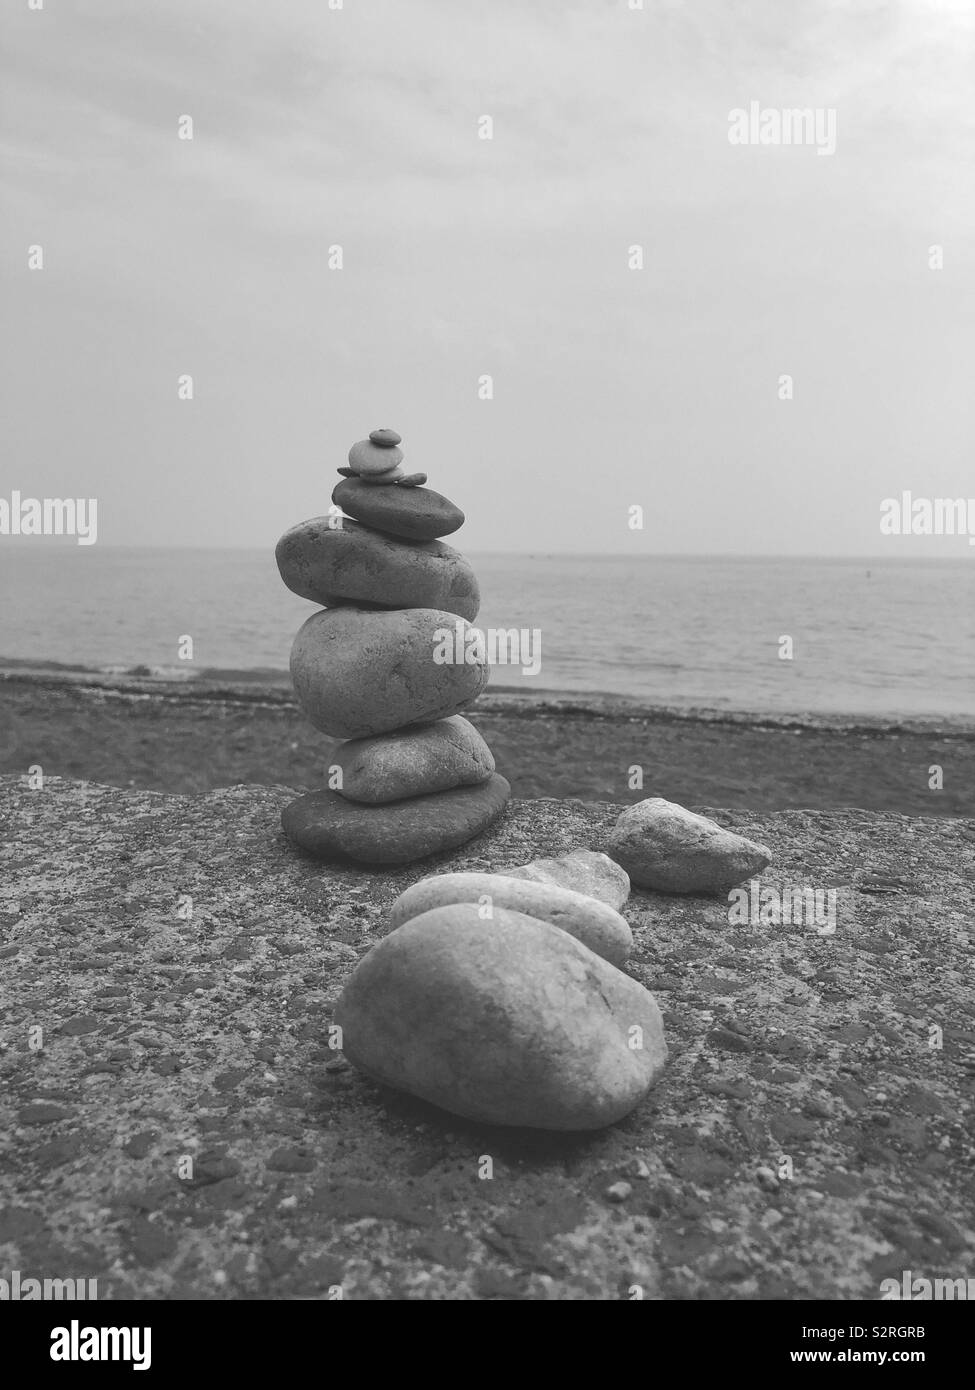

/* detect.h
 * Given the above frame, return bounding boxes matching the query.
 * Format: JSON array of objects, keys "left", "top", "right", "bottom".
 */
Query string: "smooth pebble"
[
  {"left": 608, "top": 797, "right": 771, "bottom": 894},
  {"left": 388, "top": 871, "right": 633, "bottom": 967},
  {"left": 334, "top": 715, "right": 494, "bottom": 804},
  {"left": 290, "top": 606, "right": 489, "bottom": 739},
  {"left": 505, "top": 849, "right": 631, "bottom": 910},
  {"left": 282, "top": 776, "right": 510, "bottom": 865},
  {"left": 334, "top": 904, "right": 667, "bottom": 1129},
  {"left": 348, "top": 440, "right": 405, "bottom": 475},
  {"left": 276, "top": 516, "right": 479, "bottom": 620}
]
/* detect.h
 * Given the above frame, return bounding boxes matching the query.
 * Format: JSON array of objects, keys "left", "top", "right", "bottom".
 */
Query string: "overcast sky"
[{"left": 2, "top": 0, "right": 973, "bottom": 554}]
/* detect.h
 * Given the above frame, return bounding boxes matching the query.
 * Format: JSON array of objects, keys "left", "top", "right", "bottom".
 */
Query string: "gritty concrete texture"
[{"left": 1, "top": 774, "right": 973, "bottom": 1301}]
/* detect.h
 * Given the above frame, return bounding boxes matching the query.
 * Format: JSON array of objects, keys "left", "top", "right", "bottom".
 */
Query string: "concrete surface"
[{"left": 1, "top": 776, "right": 973, "bottom": 1300}]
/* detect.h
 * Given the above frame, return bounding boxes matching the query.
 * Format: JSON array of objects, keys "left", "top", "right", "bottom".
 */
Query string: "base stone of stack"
[{"left": 282, "top": 773, "right": 511, "bottom": 864}]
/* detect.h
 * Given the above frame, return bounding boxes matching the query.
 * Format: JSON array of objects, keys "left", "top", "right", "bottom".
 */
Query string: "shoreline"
[
  {"left": 1, "top": 658, "right": 972, "bottom": 737},
  {"left": 2, "top": 662, "right": 973, "bottom": 815}
]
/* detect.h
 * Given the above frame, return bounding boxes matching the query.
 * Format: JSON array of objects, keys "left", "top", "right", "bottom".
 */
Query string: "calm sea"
[{"left": 1, "top": 547, "right": 972, "bottom": 720}]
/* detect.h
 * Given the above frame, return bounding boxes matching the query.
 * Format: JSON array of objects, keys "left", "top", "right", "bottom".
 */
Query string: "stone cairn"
[
  {"left": 275, "top": 428, "right": 510, "bottom": 865},
  {"left": 276, "top": 433, "right": 773, "bottom": 1131}
]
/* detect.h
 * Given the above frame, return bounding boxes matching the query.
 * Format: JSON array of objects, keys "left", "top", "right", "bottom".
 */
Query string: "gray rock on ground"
[
  {"left": 387, "top": 871, "right": 633, "bottom": 966},
  {"left": 504, "top": 848, "right": 631, "bottom": 909},
  {"left": 608, "top": 797, "right": 771, "bottom": 894},
  {"left": 335, "top": 903, "right": 666, "bottom": 1130}
]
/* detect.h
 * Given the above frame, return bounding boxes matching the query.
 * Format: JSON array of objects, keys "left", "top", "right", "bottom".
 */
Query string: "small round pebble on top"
[
  {"left": 348, "top": 439, "right": 404, "bottom": 475},
  {"left": 369, "top": 428, "right": 402, "bottom": 447}
]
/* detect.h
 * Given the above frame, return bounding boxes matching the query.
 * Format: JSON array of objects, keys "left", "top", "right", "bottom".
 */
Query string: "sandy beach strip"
[{"left": 1, "top": 664, "right": 972, "bottom": 815}]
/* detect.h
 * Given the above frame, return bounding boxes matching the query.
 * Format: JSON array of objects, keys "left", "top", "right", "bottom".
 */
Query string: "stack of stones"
[{"left": 276, "top": 429, "right": 510, "bottom": 865}]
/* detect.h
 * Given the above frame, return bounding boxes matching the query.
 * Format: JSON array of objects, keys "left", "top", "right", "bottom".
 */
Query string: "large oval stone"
[
  {"left": 332, "top": 478, "right": 465, "bottom": 542},
  {"left": 282, "top": 775, "right": 510, "bottom": 865},
  {"left": 276, "top": 517, "right": 479, "bottom": 621},
  {"left": 290, "top": 607, "right": 489, "bottom": 739},
  {"left": 388, "top": 872, "right": 632, "bottom": 967},
  {"left": 334, "top": 905, "right": 667, "bottom": 1129},
  {"left": 608, "top": 797, "right": 772, "bottom": 894},
  {"left": 335, "top": 716, "right": 494, "bottom": 804}
]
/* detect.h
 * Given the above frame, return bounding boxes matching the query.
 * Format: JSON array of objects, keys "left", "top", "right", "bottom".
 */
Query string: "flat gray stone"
[
  {"left": 334, "top": 716, "right": 494, "bottom": 804},
  {"left": 276, "top": 516, "right": 479, "bottom": 621},
  {"left": 332, "top": 478, "right": 464, "bottom": 541},
  {"left": 282, "top": 774, "right": 511, "bottom": 865}
]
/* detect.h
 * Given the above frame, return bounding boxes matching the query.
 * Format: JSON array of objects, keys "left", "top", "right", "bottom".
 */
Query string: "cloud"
[{"left": 1, "top": 0, "right": 972, "bottom": 550}]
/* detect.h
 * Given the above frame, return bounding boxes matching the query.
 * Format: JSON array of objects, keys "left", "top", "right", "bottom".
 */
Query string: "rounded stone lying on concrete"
[
  {"left": 281, "top": 774, "right": 511, "bottom": 865},
  {"left": 608, "top": 797, "right": 771, "bottom": 894},
  {"left": 503, "top": 848, "right": 631, "bottom": 910},
  {"left": 388, "top": 871, "right": 633, "bottom": 966},
  {"left": 334, "top": 903, "right": 667, "bottom": 1128}
]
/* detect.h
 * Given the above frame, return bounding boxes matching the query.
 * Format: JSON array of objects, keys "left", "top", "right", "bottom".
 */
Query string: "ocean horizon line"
[{"left": 1, "top": 543, "right": 972, "bottom": 563}]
